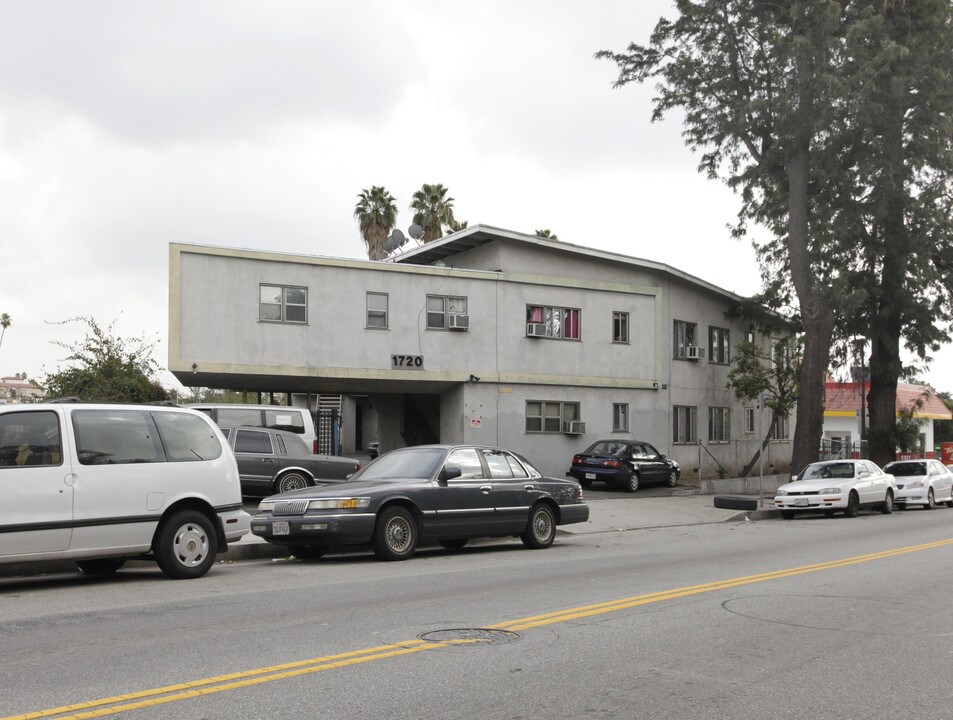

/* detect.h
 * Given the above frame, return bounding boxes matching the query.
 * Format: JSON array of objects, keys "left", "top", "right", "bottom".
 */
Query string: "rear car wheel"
[
  {"left": 521, "top": 503, "right": 556, "bottom": 549},
  {"left": 578, "top": 479, "right": 592, "bottom": 488},
  {"left": 154, "top": 510, "right": 218, "bottom": 579},
  {"left": 844, "top": 491, "right": 860, "bottom": 518},
  {"left": 290, "top": 544, "right": 329, "bottom": 561},
  {"left": 625, "top": 473, "right": 640, "bottom": 493},
  {"left": 779, "top": 510, "right": 795, "bottom": 520},
  {"left": 276, "top": 471, "right": 311, "bottom": 494},
  {"left": 75, "top": 558, "right": 126, "bottom": 575},
  {"left": 372, "top": 506, "right": 418, "bottom": 561}
]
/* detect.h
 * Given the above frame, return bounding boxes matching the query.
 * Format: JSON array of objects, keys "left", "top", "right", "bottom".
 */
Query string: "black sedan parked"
[
  {"left": 220, "top": 426, "right": 361, "bottom": 496},
  {"left": 569, "top": 439, "right": 680, "bottom": 492},
  {"left": 250, "top": 444, "right": 589, "bottom": 561}
]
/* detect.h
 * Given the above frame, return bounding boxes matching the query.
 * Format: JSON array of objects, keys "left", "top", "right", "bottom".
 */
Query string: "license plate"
[
  {"left": 585, "top": 473, "right": 596, "bottom": 480},
  {"left": 794, "top": 498, "right": 809, "bottom": 507},
  {"left": 272, "top": 521, "right": 290, "bottom": 536}
]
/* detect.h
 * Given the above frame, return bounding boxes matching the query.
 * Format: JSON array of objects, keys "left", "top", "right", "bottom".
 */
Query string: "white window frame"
[
  {"left": 708, "top": 407, "right": 730, "bottom": 443},
  {"left": 772, "top": 413, "right": 790, "bottom": 441},
  {"left": 525, "top": 400, "right": 580, "bottom": 434},
  {"left": 427, "top": 295, "right": 467, "bottom": 330},
  {"left": 366, "top": 292, "right": 388, "bottom": 329},
  {"left": 259, "top": 284, "right": 308, "bottom": 324},
  {"left": 709, "top": 326, "right": 730, "bottom": 364},
  {"left": 612, "top": 403, "right": 629, "bottom": 432},
  {"left": 612, "top": 311, "right": 629, "bottom": 344},
  {"left": 674, "top": 320, "right": 698, "bottom": 359},
  {"left": 526, "top": 305, "right": 581, "bottom": 340},
  {"left": 673, "top": 405, "right": 697, "bottom": 444},
  {"left": 744, "top": 407, "right": 756, "bottom": 434}
]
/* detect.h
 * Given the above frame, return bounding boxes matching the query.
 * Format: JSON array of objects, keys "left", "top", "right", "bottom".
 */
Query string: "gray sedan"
[
  {"left": 250, "top": 444, "right": 590, "bottom": 561},
  {"left": 220, "top": 426, "right": 360, "bottom": 496}
]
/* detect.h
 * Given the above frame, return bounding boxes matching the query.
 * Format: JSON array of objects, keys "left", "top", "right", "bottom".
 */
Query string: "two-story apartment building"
[{"left": 169, "top": 225, "right": 793, "bottom": 479}]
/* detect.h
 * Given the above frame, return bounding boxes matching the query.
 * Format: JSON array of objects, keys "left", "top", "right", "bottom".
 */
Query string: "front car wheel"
[{"left": 372, "top": 506, "right": 418, "bottom": 561}]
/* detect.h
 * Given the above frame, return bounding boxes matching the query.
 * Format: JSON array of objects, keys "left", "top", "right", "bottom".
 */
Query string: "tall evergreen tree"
[
  {"left": 0, "top": 313, "right": 10, "bottom": 354},
  {"left": 354, "top": 186, "right": 398, "bottom": 261},
  {"left": 410, "top": 183, "right": 457, "bottom": 243}
]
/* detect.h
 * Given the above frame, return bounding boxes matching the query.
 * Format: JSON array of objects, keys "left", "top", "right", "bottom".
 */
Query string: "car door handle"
[
  {"left": 480, "top": 485, "right": 492, "bottom": 494},
  {"left": 524, "top": 484, "right": 536, "bottom": 492}
]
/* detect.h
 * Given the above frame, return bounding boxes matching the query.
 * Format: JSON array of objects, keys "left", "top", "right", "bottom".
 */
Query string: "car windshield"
[
  {"left": 352, "top": 447, "right": 445, "bottom": 481},
  {"left": 800, "top": 462, "right": 854, "bottom": 480},
  {"left": 586, "top": 441, "right": 627, "bottom": 456},
  {"left": 885, "top": 462, "right": 926, "bottom": 477}
]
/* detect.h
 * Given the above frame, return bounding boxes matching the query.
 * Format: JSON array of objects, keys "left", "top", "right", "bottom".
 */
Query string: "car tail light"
[
  {"left": 602, "top": 459, "right": 622, "bottom": 468},
  {"left": 354, "top": 462, "right": 361, "bottom": 472},
  {"left": 313, "top": 439, "right": 319, "bottom": 454},
  {"left": 572, "top": 455, "right": 582, "bottom": 465}
]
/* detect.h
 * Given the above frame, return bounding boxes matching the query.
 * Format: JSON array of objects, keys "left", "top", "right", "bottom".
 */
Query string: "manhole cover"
[{"left": 419, "top": 628, "right": 521, "bottom": 646}]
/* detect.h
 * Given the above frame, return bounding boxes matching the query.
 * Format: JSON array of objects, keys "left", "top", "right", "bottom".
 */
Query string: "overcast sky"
[{"left": 1, "top": 0, "right": 950, "bottom": 394}]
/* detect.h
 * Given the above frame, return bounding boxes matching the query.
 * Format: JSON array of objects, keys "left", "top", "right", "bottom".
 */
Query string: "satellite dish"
[
  {"left": 385, "top": 228, "right": 407, "bottom": 254},
  {"left": 408, "top": 224, "right": 425, "bottom": 241}
]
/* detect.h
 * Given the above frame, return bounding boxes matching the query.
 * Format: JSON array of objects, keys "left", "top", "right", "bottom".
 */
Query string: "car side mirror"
[
  {"left": 791, "top": 474, "right": 798, "bottom": 481},
  {"left": 441, "top": 466, "right": 462, "bottom": 482}
]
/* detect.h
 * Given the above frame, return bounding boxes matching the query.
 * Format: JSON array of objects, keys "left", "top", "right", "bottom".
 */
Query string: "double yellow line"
[{"left": 8, "top": 538, "right": 953, "bottom": 720}]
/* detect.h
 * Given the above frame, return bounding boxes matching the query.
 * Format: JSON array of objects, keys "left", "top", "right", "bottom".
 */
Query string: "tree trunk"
[{"left": 787, "top": 144, "right": 834, "bottom": 474}]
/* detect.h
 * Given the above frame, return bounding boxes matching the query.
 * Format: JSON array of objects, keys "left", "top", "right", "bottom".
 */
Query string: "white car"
[
  {"left": 774, "top": 459, "right": 897, "bottom": 519},
  {"left": 883, "top": 459, "right": 953, "bottom": 510}
]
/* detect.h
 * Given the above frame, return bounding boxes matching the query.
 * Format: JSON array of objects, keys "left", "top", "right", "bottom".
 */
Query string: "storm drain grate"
[{"left": 419, "top": 628, "right": 521, "bottom": 646}]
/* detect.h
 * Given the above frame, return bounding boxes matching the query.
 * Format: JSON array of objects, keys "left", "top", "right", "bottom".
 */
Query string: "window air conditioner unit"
[
  {"left": 526, "top": 323, "right": 547, "bottom": 337},
  {"left": 686, "top": 346, "right": 704, "bottom": 360},
  {"left": 448, "top": 314, "right": 469, "bottom": 330},
  {"left": 563, "top": 421, "right": 586, "bottom": 435}
]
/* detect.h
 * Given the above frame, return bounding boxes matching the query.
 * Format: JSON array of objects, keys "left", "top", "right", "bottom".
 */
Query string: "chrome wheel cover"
[
  {"left": 532, "top": 509, "right": 553, "bottom": 542},
  {"left": 385, "top": 515, "right": 413, "bottom": 552},
  {"left": 172, "top": 522, "right": 210, "bottom": 568}
]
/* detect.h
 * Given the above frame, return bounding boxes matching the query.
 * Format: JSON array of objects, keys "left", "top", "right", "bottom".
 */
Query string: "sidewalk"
[{"left": 1, "top": 493, "right": 779, "bottom": 577}]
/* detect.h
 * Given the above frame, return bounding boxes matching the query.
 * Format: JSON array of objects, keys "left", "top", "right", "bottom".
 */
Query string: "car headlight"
[
  {"left": 258, "top": 500, "right": 275, "bottom": 512},
  {"left": 819, "top": 488, "right": 841, "bottom": 495},
  {"left": 777, "top": 489, "right": 788, "bottom": 496},
  {"left": 308, "top": 497, "right": 371, "bottom": 511},
  {"left": 906, "top": 480, "right": 925, "bottom": 489}
]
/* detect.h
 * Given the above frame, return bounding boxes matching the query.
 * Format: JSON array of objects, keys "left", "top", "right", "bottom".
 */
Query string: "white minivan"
[
  {"left": 185, "top": 403, "right": 318, "bottom": 454},
  {"left": 0, "top": 402, "right": 250, "bottom": 579}
]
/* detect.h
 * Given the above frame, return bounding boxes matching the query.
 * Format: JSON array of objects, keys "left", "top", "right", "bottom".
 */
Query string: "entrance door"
[{"left": 0, "top": 409, "right": 73, "bottom": 556}]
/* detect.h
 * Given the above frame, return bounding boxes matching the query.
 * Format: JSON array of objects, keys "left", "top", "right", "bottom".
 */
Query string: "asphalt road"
[{"left": 3, "top": 507, "right": 953, "bottom": 719}]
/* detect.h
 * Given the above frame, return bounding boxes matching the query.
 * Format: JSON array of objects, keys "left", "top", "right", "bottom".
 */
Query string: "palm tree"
[
  {"left": 535, "top": 229, "right": 559, "bottom": 241},
  {"left": 354, "top": 187, "right": 398, "bottom": 261},
  {"left": 410, "top": 183, "right": 457, "bottom": 243},
  {"left": 0, "top": 313, "right": 10, "bottom": 353}
]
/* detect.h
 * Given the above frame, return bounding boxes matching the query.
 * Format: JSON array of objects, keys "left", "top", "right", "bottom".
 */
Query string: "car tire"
[
  {"left": 844, "top": 491, "right": 860, "bottom": 518},
  {"left": 666, "top": 469, "right": 678, "bottom": 488},
  {"left": 276, "top": 471, "right": 311, "bottom": 494},
  {"left": 578, "top": 479, "right": 592, "bottom": 488},
  {"left": 946, "top": 499, "right": 953, "bottom": 508},
  {"left": 154, "top": 510, "right": 218, "bottom": 579},
  {"left": 439, "top": 539, "right": 468, "bottom": 550},
  {"left": 779, "top": 510, "right": 795, "bottom": 520},
  {"left": 290, "top": 544, "right": 329, "bottom": 561},
  {"left": 924, "top": 488, "right": 936, "bottom": 510},
  {"left": 625, "top": 473, "right": 640, "bottom": 493},
  {"left": 75, "top": 557, "right": 126, "bottom": 576},
  {"left": 521, "top": 503, "right": 556, "bottom": 549},
  {"left": 824, "top": 510, "right": 835, "bottom": 517},
  {"left": 372, "top": 506, "right": 418, "bottom": 561},
  {"left": 880, "top": 490, "right": 894, "bottom": 514}
]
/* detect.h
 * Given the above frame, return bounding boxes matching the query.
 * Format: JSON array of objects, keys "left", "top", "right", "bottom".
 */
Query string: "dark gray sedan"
[
  {"left": 250, "top": 444, "right": 590, "bottom": 561},
  {"left": 220, "top": 426, "right": 360, "bottom": 496}
]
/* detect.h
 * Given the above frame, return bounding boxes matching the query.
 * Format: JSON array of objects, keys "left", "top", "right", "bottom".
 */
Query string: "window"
[
  {"left": 0, "top": 410, "right": 62, "bottom": 467},
  {"left": 709, "top": 327, "right": 730, "bottom": 364},
  {"left": 526, "top": 305, "right": 581, "bottom": 340},
  {"left": 366, "top": 292, "right": 388, "bottom": 329},
  {"left": 152, "top": 412, "right": 222, "bottom": 462},
  {"left": 613, "top": 403, "right": 629, "bottom": 432},
  {"left": 72, "top": 410, "right": 162, "bottom": 465},
  {"left": 674, "top": 320, "right": 698, "bottom": 358},
  {"left": 525, "top": 400, "right": 580, "bottom": 433},
  {"left": 744, "top": 407, "right": 755, "bottom": 434},
  {"left": 446, "top": 448, "right": 484, "bottom": 478},
  {"left": 260, "top": 284, "right": 307, "bottom": 324},
  {"left": 772, "top": 413, "right": 790, "bottom": 440},
  {"left": 673, "top": 406, "right": 697, "bottom": 444},
  {"left": 613, "top": 311, "right": 629, "bottom": 343},
  {"left": 745, "top": 330, "right": 756, "bottom": 344},
  {"left": 234, "top": 429, "right": 273, "bottom": 454},
  {"left": 709, "top": 407, "right": 730, "bottom": 442},
  {"left": 427, "top": 295, "right": 467, "bottom": 330}
]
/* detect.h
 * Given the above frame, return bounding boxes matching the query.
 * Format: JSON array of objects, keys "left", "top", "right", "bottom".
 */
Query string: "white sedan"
[
  {"left": 883, "top": 459, "right": 953, "bottom": 510},
  {"left": 774, "top": 459, "right": 897, "bottom": 519}
]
